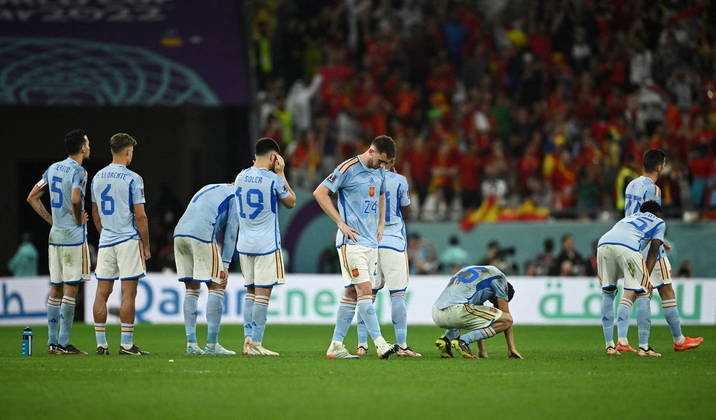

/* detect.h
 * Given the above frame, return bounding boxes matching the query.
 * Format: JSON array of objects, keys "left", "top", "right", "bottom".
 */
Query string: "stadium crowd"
[{"left": 250, "top": 0, "right": 716, "bottom": 221}]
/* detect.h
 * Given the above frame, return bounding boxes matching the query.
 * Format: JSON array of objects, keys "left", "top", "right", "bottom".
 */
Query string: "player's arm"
[
  {"left": 400, "top": 205, "right": 411, "bottom": 220},
  {"left": 70, "top": 188, "right": 88, "bottom": 226},
  {"left": 273, "top": 154, "right": 297, "bottom": 208},
  {"left": 378, "top": 193, "right": 386, "bottom": 241},
  {"left": 313, "top": 184, "right": 359, "bottom": 242},
  {"left": 220, "top": 197, "right": 240, "bottom": 276},
  {"left": 496, "top": 298, "right": 522, "bottom": 359},
  {"left": 26, "top": 182, "right": 52, "bottom": 225},
  {"left": 133, "top": 203, "right": 151, "bottom": 260},
  {"left": 644, "top": 239, "right": 663, "bottom": 277},
  {"left": 91, "top": 202, "right": 102, "bottom": 232}
]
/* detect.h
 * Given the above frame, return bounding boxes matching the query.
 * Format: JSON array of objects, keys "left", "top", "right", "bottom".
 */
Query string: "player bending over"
[
  {"left": 432, "top": 265, "right": 522, "bottom": 359},
  {"left": 620, "top": 149, "right": 702, "bottom": 352},
  {"left": 597, "top": 200, "right": 666, "bottom": 357},
  {"left": 174, "top": 182, "right": 240, "bottom": 355},
  {"left": 236, "top": 138, "right": 296, "bottom": 356},
  {"left": 27, "top": 129, "right": 91, "bottom": 355},
  {"left": 91, "top": 133, "right": 151, "bottom": 355}
]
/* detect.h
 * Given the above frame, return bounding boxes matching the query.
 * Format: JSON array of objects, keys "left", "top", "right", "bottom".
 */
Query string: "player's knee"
[
  {"left": 500, "top": 312, "right": 513, "bottom": 326},
  {"left": 658, "top": 284, "right": 675, "bottom": 300}
]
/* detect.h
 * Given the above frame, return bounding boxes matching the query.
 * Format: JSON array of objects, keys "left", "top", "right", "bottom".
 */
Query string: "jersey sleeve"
[
  {"left": 320, "top": 165, "right": 345, "bottom": 193},
  {"left": 644, "top": 184, "right": 662, "bottom": 205},
  {"left": 399, "top": 177, "right": 411, "bottom": 207},
  {"left": 72, "top": 168, "right": 87, "bottom": 191},
  {"left": 130, "top": 174, "right": 146, "bottom": 205},
  {"left": 491, "top": 276, "right": 509, "bottom": 301},
  {"left": 221, "top": 193, "right": 240, "bottom": 267},
  {"left": 648, "top": 220, "right": 666, "bottom": 243},
  {"left": 37, "top": 169, "right": 49, "bottom": 188},
  {"left": 90, "top": 178, "right": 97, "bottom": 203},
  {"left": 273, "top": 173, "right": 290, "bottom": 200}
]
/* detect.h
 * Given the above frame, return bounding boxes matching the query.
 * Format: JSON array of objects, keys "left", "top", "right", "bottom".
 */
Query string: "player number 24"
[{"left": 363, "top": 200, "right": 377, "bottom": 214}]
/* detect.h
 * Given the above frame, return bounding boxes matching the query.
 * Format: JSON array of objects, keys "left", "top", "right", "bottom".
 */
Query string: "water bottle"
[{"left": 22, "top": 327, "right": 32, "bottom": 357}]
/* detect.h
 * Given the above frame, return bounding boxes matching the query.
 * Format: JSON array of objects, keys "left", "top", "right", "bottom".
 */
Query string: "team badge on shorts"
[
  {"left": 369, "top": 186, "right": 375, "bottom": 197},
  {"left": 488, "top": 307, "right": 498, "bottom": 313},
  {"left": 351, "top": 268, "right": 360, "bottom": 278}
]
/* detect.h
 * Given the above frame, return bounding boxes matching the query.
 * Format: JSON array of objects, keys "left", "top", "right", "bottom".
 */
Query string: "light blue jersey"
[
  {"left": 91, "top": 164, "right": 145, "bottom": 248},
  {"left": 380, "top": 171, "right": 410, "bottom": 252},
  {"left": 234, "top": 167, "right": 289, "bottom": 255},
  {"left": 434, "top": 266, "right": 508, "bottom": 310},
  {"left": 39, "top": 158, "right": 87, "bottom": 246},
  {"left": 321, "top": 157, "right": 386, "bottom": 248},
  {"left": 598, "top": 211, "right": 666, "bottom": 253},
  {"left": 624, "top": 176, "right": 661, "bottom": 216},
  {"left": 174, "top": 183, "right": 239, "bottom": 266}
]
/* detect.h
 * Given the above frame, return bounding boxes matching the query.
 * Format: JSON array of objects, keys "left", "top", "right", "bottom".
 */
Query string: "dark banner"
[{"left": 0, "top": 0, "right": 249, "bottom": 106}]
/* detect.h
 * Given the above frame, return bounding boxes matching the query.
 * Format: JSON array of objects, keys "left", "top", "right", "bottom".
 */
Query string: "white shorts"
[
  {"left": 650, "top": 256, "right": 672, "bottom": 289},
  {"left": 432, "top": 304, "right": 503, "bottom": 331},
  {"left": 373, "top": 247, "right": 409, "bottom": 293},
  {"left": 240, "top": 250, "right": 285, "bottom": 288},
  {"left": 337, "top": 244, "right": 378, "bottom": 288},
  {"left": 48, "top": 243, "right": 91, "bottom": 284},
  {"left": 95, "top": 239, "right": 146, "bottom": 281},
  {"left": 174, "top": 236, "right": 224, "bottom": 283},
  {"left": 597, "top": 244, "right": 649, "bottom": 292}
]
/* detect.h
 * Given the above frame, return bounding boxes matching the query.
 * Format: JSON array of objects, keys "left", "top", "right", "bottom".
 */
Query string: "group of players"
[{"left": 28, "top": 129, "right": 702, "bottom": 358}]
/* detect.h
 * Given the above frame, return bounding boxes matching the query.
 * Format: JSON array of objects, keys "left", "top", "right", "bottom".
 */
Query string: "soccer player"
[
  {"left": 314, "top": 135, "right": 400, "bottom": 359},
  {"left": 356, "top": 158, "right": 421, "bottom": 357},
  {"left": 597, "top": 200, "right": 665, "bottom": 357},
  {"left": 91, "top": 133, "right": 150, "bottom": 356},
  {"left": 236, "top": 138, "right": 296, "bottom": 356},
  {"left": 26, "top": 129, "right": 91, "bottom": 355},
  {"left": 618, "top": 149, "right": 703, "bottom": 352},
  {"left": 174, "top": 182, "right": 240, "bottom": 355},
  {"left": 432, "top": 265, "right": 522, "bottom": 359}
]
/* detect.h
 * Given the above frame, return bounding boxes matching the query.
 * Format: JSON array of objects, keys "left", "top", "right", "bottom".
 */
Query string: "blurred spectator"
[
  {"left": 8, "top": 233, "right": 38, "bottom": 277},
  {"left": 533, "top": 238, "right": 555, "bottom": 276},
  {"left": 586, "top": 240, "right": 598, "bottom": 277},
  {"left": 480, "top": 240, "right": 517, "bottom": 274},
  {"left": 550, "top": 234, "right": 586, "bottom": 276},
  {"left": 677, "top": 261, "right": 693, "bottom": 278},
  {"left": 439, "top": 235, "right": 470, "bottom": 274},
  {"left": 408, "top": 233, "right": 438, "bottom": 274}
]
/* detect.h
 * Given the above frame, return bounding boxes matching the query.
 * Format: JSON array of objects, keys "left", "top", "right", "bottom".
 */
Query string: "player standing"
[
  {"left": 356, "top": 158, "right": 421, "bottom": 357},
  {"left": 432, "top": 265, "right": 522, "bottom": 359},
  {"left": 236, "top": 138, "right": 296, "bottom": 356},
  {"left": 597, "top": 200, "right": 665, "bottom": 357},
  {"left": 617, "top": 149, "right": 703, "bottom": 352},
  {"left": 314, "top": 135, "right": 400, "bottom": 359},
  {"left": 91, "top": 133, "right": 150, "bottom": 355},
  {"left": 174, "top": 182, "right": 240, "bottom": 355},
  {"left": 26, "top": 129, "right": 91, "bottom": 355}
]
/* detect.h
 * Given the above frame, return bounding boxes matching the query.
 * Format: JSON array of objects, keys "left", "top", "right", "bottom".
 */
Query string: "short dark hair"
[
  {"left": 639, "top": 200, "right": 663, "bottom": 215},
  {"left": 372, "top": 135, "right": 396, "bottom": 159},
  {"left": 489, "top": 282, "right": 515, "bottom": 306},
  {"left": 449, "top": 235, "right": 459, "bottom": 246},
  {"left": 255, "top": 137, "right": 280, "bottom": 156},
  {"left": 65, "top": 129, "right": 87, "bottom": 155},
  {"left": 110, "top": 133, "right": 137, "bottom": 154},
  {"left": 643, "top": 149, "right": 667, "bottom": 172}
]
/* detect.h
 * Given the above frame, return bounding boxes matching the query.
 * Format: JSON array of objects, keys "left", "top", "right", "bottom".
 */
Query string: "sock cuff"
[
  {"left": 245, "top": 293, "right": 256, "bottom": 300},
  {"left": 95, "top": 324, "right": 106, "bottom": 332},
  {"left": 357, "top": 295, "right": 373, "bottom": 302},
  {"left": 208, "top": 290, "right": 225, "bottom": 297},
  {"left": 602, "top": 289, "right": 616, "bottom": 295},
  {"left": 636, "top": 294, "right": 650, "bottom": 300},
  {"left": 61, "top": 296, "right": 76, "bottom": 305},
  {"left": 121, "top": 323, "right": 134, "bottom": 332},
  {"left": 47, "top": 297, "right": 61, "bottom": 306},
  {"left": 254, "top": 298, "right": 269, "bottom": 306},
  {"left": 390, "top": 292, "right": 406, "bottom": 298},
  {"left": 482, "top": 327, "right": 496, "bottom": 337},
  {"left": 662, "top": 299, "right": 677, "bottom": 308},
  {"left": 185, "top": 290, "right": 200, "bottom": 298},
  {"left": 619, "top": 299, "right": 633, "bottom": 307},
  {"left": 339, "top": 298, "right": 357, "bottom": 306}
]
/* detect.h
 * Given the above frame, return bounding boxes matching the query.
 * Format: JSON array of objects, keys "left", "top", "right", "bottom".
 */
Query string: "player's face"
[
  {"left": 367, "top": 147, "right": 390, "bottom": 169},
  {"left": 82, "top": 136, "right": 91, "bottom": 159}
]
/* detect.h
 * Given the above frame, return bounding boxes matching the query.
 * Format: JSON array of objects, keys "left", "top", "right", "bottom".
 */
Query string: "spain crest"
[{"left": 369, "top": 186, "right": 375, "bottom": 197}]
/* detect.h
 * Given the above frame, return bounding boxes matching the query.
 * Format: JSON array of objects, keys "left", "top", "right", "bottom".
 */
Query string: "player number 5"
[{"left": 50, "top": 176, "right": 63, "bottom": 208}]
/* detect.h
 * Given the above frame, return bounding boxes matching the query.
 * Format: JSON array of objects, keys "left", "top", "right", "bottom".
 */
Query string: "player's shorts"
[
  {"left": 597, "top": 244, "right": 649, "bottom": 292},
  {"left": 432, "top": 304, "right": 503, "bottom": 331},
  {"left": 372, "top": 247, "right": 409, "bottom": 293},
  {"left": 48, "top": 243, "right": 91, "bottom": 284},
  {"left": 95, "top": 239, "right": 146, "bottom": 281},
  {"left": 337, "top": 244, "right": 378, "bottom": 288},
  {"left": 650, "top": 256, "right": 672, "bottom": 289},
  {"left": 239, "top": 250, "right": 285, "bottom": 288},
  {"left": 174, "top": 236, "right": 224, "bottom": 284}
]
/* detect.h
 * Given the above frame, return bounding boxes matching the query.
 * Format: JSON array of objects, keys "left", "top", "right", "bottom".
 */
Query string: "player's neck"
[
  {"left": 68, "top": 154, "right": 84, "bottom": 165},
  {"left": 358, "top": 151, "right": 370, "bottom": 167},
  {"left": 252, "top": 158, "right": 272, "bottom": 170},
  {"left": 111, "top": 157, "right": 128, "bottom": 166},
  {"left": 643, "top": 172, "right": 658, "bottom": 182}
]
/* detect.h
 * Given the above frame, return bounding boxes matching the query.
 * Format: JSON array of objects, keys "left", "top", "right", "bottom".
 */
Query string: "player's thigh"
[
  {"left": 340, "top": 244, "right": 374, "bottom": 287},
  {"left": 378, "top": 248, "right": 409, "bottom": 293},
  {"left": 462, "top": 304, "right": 503, "bottom": 331},
  {"left": 239, "top": 254, "right": 255, "bottom": 287},
  {"left": 188, "top": 239, "right": 222, "bottom": 284},
  {"left": 48, "top": 245, "right": 63, "bottom": 285},
  {"left": 252, "top": 250, "right": 285, "bottom": 287},
  {"left": 95, "top": 245, "right": 120, "bottom": 281},
  {"left": 116, "top": 239, "right": 146, "bottom": 281},
  {"left": 59, "top": 243, "right": 91, "bottom": 284},
  {"left": 649, "top": 257, "right": 672, "bottom": 289},
  {"left": 597, "top": 246, "right": 619, "bottom": 290},
  {"left": 174, "top": 236, "right": 195, "bottom": 282},
  {"left": 619, "top": 248, "right": 648, "bottom": 292}
]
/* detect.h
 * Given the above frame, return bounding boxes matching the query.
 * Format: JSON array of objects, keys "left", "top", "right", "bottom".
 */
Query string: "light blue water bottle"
[{"left": 22, "top": 327, "right": 32, "bottom": 357}]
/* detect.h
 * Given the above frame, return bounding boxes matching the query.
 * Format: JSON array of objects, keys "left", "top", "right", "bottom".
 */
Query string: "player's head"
[
  {"left": 65, "top": 129, "right": 90, "bottom": 159},
  {"left": 643, "top": 149, "right": 667, "bottom": 176},
  {"left": 255, "top": 137, "right": 281, "bottom": 169},
  {"left": 110, "top": 133, "right": 137, "bottom": 165},
  {"left": 488, "top": 282, "right": 515, "bottom": 306},
  {"left": 639, "top": 200, "right": 663, "bottom": 217},
  {"left": 366, "top": 135, "right": 396, "bottom": 169}
]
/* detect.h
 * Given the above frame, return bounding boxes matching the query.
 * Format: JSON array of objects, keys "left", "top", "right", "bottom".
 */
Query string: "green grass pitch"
[{"left": 0, "top": 324, "right": 713, "bottom": 419}]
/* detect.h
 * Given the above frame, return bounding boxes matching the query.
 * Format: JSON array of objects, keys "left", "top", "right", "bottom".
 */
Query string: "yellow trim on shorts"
[
  {"left": 660, "top": 259, "right": 670, "bottom": 280},
  {"left": 340, "top": 245, "right": 351, "bottom": 275}
]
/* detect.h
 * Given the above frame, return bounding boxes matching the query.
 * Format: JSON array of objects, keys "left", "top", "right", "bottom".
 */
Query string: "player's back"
[
  {"left": 234, "top": 167, "right": 286, "bottom": 255},
  {"left": 624, "top": 176, "right": 661, "bottom": 216},
  {"left": 434, "top": 265, "right": 508, "bottom": 309},
  {"left": 598, "top": 211, "right": 666, "bottom": 252},
  {"left": 380, "top": 171, "right": 410, "bottom": 251},
  {"left": 92, "top": 163, "right": 144, "bottom": 247},
  {"left": 42, "top": 158, "right": 87, "bottom": 245},
  {"left": 175, "top": 183, "right": 237, "bottom": 242}
]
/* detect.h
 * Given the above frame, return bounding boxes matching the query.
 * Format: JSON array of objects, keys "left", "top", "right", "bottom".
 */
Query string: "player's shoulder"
[
  {"left": 336, "top": 156, "right": 360, "bottom": 174},
  {"left": 126, "top": 168, "right": 143, "bottom": 183}
]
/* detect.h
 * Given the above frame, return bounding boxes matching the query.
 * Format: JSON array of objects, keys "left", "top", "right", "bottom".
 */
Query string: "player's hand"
[
  {"left": 478, "top": 350, "right": 489, "bottom": 359},
  {"left": 79, "top": 210, "right": 89, "bottom": 225},
  {"left": 663, "top": 241, "right": 672, "bottom": 252},
  {"left": 338, "top": 221, "right": 359, "bottom": 242},
  {"left": 273, "top": 154, "right": 286, "bottom": 174},
  {"left": 143, "top": 246, "right": 152, "bottom": 260},
  {"left": 219, "top": 269, "right": 228, "bottom": 288},
  {"left": 508, "top": 349, "right": 523, "bottom": 359},
  {"left": 377, "top": 224, "right": 384, "bottom": 242}
]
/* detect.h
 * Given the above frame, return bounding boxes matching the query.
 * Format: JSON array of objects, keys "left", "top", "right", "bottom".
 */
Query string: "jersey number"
[
  {"left": 50, "top": 176, "right": 63, "bottom": 208},
  {"left": 627, "top": 217, "right": 650, "bottom": 231},
  {"left": 449, "top": 267, "right": 484, "bottom": 284},
  {"left": 363, "top": 200, "right": 377, "bottom": 214},
  {"left": 100, "top": 184, "right": 115, "bottom": 215},
  {"left": 236, "top": 187, "right": 264, "bottom": 219}
]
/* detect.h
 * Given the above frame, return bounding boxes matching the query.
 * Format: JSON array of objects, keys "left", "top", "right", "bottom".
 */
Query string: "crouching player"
[
  {"left": 432, "top": 265, "right": 522, "bottom": 359},
  {"left": 174, "top": 182, "right": 240, "bottom": 355}
]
